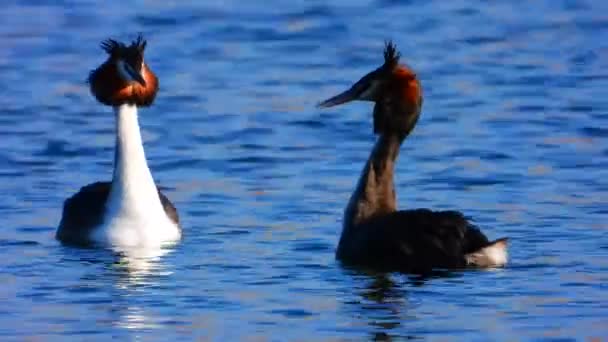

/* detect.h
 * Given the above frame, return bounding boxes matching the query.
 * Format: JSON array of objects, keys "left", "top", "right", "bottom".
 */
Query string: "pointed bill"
[
  {"left": 317, "top": 86, "right": 362, "bottom": 108},
  {"left": 117, "top": 60, "right": 146, "bottom": 86}
]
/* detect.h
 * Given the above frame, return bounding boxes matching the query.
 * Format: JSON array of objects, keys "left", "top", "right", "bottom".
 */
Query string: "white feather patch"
[{"left": 465, "top": 238, "right": 508, "bottom": 267}]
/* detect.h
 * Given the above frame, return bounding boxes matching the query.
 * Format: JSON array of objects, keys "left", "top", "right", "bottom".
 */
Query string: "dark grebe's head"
[
  {"left": 318, "top": 41, "right": 423, "bottom": 138},
  {"left": 88, "top": 35, "right": 158, "bottom": 107}
]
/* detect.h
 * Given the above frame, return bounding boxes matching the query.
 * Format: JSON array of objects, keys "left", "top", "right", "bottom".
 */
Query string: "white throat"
[
  {"left": 110, "top": 104, "right": 160, "bottom": 211},
  {"left": 95, "top": 104, "right": 180, "bottom": 246}
]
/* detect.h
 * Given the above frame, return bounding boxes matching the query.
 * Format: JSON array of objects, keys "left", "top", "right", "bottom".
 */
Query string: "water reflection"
[
  {"left": 110, "top": 244, "right": 177, "bottom": 330},
  {"left": 341, "top": 271, "right": 411, "bottom": 340},
  {"left": 358, "top": 274, "right": 403, "bottom": 306},
  {"left": 343, "top": 269, "right": 467, "bottom": 340},
  {"left": 115, "top": 304, "right": 160, "bottom": 330},
  {"left": 111, "top": 244, "right": 176, "bottom": 283}
]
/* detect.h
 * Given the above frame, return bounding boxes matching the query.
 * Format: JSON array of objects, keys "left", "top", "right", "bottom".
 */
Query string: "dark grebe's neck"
[{"left": 343, "top": 133, "right": 403, "bottom": 232}]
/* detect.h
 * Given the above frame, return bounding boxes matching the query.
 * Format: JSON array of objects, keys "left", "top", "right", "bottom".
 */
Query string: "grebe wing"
[
  {"left": 57, "top": 181, "right": 110, "bottom": 245},
  {"left": 157, "top": 186, "right": 179, "bottom": 225},
  {"left": 344, "top": 209, "right": 491, "bottom": 272}
]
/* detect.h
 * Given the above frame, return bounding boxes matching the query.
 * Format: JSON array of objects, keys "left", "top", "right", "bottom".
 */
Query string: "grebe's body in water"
[
  {"left": 318, "top": 42, "right": 508, "bottom": 273},
  {"left": 57, "top": 36, "right": 180, "bottom": 246}
]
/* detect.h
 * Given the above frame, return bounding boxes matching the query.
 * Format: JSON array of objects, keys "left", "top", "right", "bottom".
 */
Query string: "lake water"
[{"left": 1, "top": 0, "right": 607, "bottom": 340}]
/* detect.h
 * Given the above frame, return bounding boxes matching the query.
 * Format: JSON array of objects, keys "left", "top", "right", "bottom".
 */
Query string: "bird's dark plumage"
[
  {"left": 56, "top": 181, "right": 179, "bottom": 246},
  {"left": 337, "top": 209, "right": 493, "bottom": 273}
]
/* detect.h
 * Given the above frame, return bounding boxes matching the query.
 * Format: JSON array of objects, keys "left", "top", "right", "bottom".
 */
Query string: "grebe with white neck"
[
  {"left": 318, "top": 42, "right": 508, "bottom": 273},
  {"left": 56, "top": 35, "right": 180, "bottom": 247}
]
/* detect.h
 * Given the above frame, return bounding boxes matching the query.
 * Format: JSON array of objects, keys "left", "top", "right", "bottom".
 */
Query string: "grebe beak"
[
  {"left": 117, "top": 60, "right": 147, "bottom": 86},
  {"left": 317, "top": 72, "right": 379, "bottom": 108},
  {"left": 317, "top": 86, "right": 360, "bottom": 108}
]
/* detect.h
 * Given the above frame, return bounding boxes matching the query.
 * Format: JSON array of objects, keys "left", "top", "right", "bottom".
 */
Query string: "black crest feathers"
[
  {"left": 99, "top": 34, "right": 147, "bottom": 57},
  {"left": 383, "top": 40, "right": 400, "bottom": 69},
  {"left": 100, "top": 39, "right": 120, "bottom": 55},
  {"left": 130, "top": 34, "right": 146, "bottom": 53}
]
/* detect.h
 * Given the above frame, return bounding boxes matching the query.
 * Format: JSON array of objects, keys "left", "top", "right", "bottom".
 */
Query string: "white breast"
[{"left": 94, "top": 209, "right": 180, "bottom": 247}]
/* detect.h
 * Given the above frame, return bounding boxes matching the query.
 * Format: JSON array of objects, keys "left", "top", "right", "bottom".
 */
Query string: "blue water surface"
[{"left": 0, "top": 0, "right": 607, "bottom": 340}]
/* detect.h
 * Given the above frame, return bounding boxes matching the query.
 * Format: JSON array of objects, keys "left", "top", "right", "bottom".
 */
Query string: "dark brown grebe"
[
  {"left": 56, "top": 35, "right": 180, "bottom": 246},
  {"left": 318, "top": 42, "right": 507, "bottom": 273}
]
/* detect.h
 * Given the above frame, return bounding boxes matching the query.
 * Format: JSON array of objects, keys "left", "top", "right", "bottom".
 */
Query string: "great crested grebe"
[
  {"left": 56, "top": 35, "right": 180, "bottom": 246},
  {"left": 318, "top": 42, "right": 508, "bottom": 273}
]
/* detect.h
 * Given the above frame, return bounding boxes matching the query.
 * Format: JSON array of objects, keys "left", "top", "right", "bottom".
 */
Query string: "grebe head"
[
  {"left": 318, "top": 41, "right": 422, "bottom": 138},
  {"left": 88, "top": 35, "right": 158, "bottom": 107}
]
